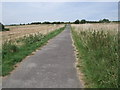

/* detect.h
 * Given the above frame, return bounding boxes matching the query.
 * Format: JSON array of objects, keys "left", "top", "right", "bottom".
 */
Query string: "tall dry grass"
[{"left": 71, "top": 23, "right": 118, "bottom": 88}]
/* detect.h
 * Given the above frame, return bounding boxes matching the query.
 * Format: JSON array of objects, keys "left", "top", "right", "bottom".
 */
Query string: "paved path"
[{"left": 3, "top": 25, "right": 82, "bottom": 88}]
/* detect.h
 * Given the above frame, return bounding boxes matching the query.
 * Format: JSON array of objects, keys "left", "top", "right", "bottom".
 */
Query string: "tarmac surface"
[{"left": 2, "top": 25, "right": 82, "bottom": 88}]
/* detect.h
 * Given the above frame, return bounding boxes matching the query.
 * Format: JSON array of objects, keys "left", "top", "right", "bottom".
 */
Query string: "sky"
[{"left": 2, "top": 2, "right": 118, "bottom": 25}]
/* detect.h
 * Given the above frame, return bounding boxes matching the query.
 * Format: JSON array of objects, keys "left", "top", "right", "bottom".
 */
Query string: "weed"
[
  {"left": 72, "top": 26, "right": 118, "bottom": 88},
  {"left": 2, "top": 26, "right": 65, "bottom": 76}
]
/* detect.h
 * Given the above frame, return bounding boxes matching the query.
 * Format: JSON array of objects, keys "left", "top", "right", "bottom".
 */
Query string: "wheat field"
[
  {"left": 1, "top": 24, "right": 64, "bottom": 42},
  {"left": 71, "top": 23, "right": 118, "bottom": 34}
]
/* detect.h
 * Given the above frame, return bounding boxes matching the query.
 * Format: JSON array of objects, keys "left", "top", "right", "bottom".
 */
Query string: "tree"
[
  {"left": 0, "top": 23, "right": 9, "bottom": 31},
  {"left": 2, "top": 23, "right": 4, "bottom": 30},
  {"left": 80, "top": 19, "right": 86, "bottom": 24},
  {"left": 31, "top": 22, "right": 41, "bottom": 24},
  {"left": 74, "top": 19, "right": 80, "bottom": 24},
  {"left": 99, "top": 19, "right": 110, "bottom": 23},
  {"left": 42, "top": 21, "right": 51, "bottom": 24},
  {"left": 0, "top": 23, "right": 4, "bottom": 31}
]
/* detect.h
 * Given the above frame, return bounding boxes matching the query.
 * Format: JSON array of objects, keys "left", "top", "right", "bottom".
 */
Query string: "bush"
[
  {"left": 2, "top": 41, "right": 19, "bottom": 58},
  {"left": 3, "top": 28, "right": 10, "bottom": 31}
]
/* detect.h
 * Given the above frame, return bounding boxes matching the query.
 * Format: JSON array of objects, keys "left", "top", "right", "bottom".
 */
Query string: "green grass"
[
  {"left": 71, "top": 27, "right": 118, "bottom": 88},
  {"left": 2, "top": 26, "right": 65, "bottom": 76}
]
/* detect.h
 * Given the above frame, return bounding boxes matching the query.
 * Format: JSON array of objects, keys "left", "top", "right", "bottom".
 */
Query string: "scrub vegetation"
[{"left": 71, "top": 23, "right": 118, "bottom": 88}]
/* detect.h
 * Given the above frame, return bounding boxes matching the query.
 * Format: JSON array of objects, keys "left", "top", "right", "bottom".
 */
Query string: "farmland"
[
  {"left": 1, "top": 1, "right": 119, "bottom": 88},
  {"left": 71, "top": 23, "right": 118, "bottom": 88},
  {"left": 2, "top": 24, "right": 64, "bottom": 42},
  {"left": 2, "top": 23, "right": 119, "bottom": 88},
  {"left": 2, "top": 24, "right": 65, "bottom": 76}
]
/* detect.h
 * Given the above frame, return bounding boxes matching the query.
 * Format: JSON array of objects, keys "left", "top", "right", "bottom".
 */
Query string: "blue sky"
[{"left": 2, "top": 2, "right": 118, "bottom": 25}]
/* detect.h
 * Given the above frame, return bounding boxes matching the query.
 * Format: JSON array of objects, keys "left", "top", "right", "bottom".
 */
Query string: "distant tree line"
[
  {"left": 30, "top": 21, "right": 65, "bottom": 25},
  {"left": 1, "top": 19, "right": 120, "bottom": 27},
  {"left": 74, "top": 19, "right": 112, "bottom": 24},
  {"left": 29, "top": 19, "right": 119, "bottom": 25}
]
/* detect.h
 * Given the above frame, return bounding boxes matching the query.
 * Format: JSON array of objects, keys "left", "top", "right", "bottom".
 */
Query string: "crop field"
[
  {"left": 71, "top": 23, "right": 118, "bottom": 88},
  {"left": 2, "top": 25, "right": 65, "bottom": 76},
  {"left": 71, "top": 23, "right": 118, "bottom": 33},
  {"left": 1, "top": 24, "right": 64, "bottom": 42}
]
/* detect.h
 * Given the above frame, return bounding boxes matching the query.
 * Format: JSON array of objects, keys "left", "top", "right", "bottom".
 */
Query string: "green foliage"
[
  {"left": 72, "top": 28, "right": 118, "bottom": 88},
  {"left": 31, "top": 21, "right": 64, "bottom": 24},
  {"left": 42, "top": 21, "right": 51, "bottom": 24},
  {"left": 22, "top": 33, "right": 44, "bottom": 45},
  {"left": 74, "top": 19, "right": 80, "bottom": 24},
  {"left": 2, "top": 23, "right": 4, "bottom": 30},
  {"left": 99, "top": 19, "right": 110, "bottom": 23},
  {"left": 31, "top": 22, "right": 41, "bottom": 24},
  {"left": 80, "top": 19, "right": 86, "bottom": 24},
  {"left": 3, "top": 41, "right": 19, "bottom": 57},
  {"left": 0, "top": 23, "right": 4, "bottom": 31},
  {"left": 3, "top": 28, "right": 10, "bottom": 31},
  {"left": 0, "top": 23, "right": 10, "bottom": 31},
  {"left": 2, "top": 26, "right": 65, "bottom": 76}
]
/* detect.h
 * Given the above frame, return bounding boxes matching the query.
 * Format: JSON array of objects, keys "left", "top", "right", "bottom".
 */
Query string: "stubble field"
[{"left": 2, "top": 24, "right": 64, "bottom": 42}]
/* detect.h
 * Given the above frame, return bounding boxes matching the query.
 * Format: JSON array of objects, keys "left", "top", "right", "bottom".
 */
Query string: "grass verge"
[
  {"left": 71, "top": 27, "right": 118, "bottom": 88},
  {"left": 2, "top": 26, "right": 65, "bottom": 76}
]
